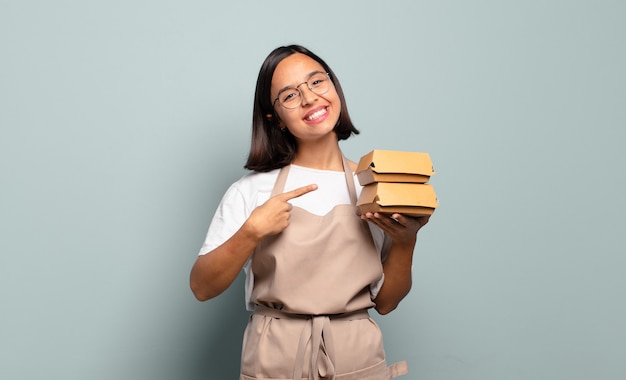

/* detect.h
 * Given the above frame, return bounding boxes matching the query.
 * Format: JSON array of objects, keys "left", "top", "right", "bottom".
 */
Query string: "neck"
[{"left": 292, "top": 139, "right": 343, "bottom": 171}]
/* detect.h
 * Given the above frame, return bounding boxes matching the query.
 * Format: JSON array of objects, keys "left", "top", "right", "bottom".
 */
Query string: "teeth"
[{"left": 306, "top": 108, "right": 327, "bottom": 121}]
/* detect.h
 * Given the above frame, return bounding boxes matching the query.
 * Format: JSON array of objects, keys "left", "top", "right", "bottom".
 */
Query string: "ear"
[
  {"left": 267, "top": 113, "right": 284, "bottom": 129},
  {"left": 266, "top": 112, "right": 285, "bottom": 131}
]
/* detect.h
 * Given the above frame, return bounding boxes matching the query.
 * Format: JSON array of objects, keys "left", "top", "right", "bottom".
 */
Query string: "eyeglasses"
[{"left": 272, "top": 71, "right": 332, "bottom": 109}]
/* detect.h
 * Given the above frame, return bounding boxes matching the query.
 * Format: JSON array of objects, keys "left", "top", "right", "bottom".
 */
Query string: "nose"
[{"left": 297, "top": 83, "right": 318, "bottom": 106}]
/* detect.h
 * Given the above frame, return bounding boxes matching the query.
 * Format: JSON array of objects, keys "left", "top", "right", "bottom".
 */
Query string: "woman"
[{"left": 190, "top": 45, "right": 431, "bottom": 380}]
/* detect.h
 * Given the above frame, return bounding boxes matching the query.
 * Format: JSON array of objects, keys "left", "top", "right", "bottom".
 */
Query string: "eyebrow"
[{"left": 276, "top": 70, "right": 325, "bottom": 94}]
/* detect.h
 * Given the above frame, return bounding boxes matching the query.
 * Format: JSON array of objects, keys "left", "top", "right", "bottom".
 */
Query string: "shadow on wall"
[{"left": 187, "top": 273, "right": 249, "bottom": 379}]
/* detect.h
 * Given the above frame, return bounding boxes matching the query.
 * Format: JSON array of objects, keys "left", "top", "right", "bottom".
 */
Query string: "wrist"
[
  {"left": 239, "top": 220, "right": 264, "bottom": 244},
  {"left": 391, "top": 237, "right": 417, "bottom": 252}
]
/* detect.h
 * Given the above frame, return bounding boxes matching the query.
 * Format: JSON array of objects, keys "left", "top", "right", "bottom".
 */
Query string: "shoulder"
[
  {"left": 346, "top": 158, "right": 358, "bottom": 173},
  {"left": 230, "top": 168, "right": 280, "bottom": 195},
  {"left": 221, "top": 168, "right": 280, "bottom": 211}
]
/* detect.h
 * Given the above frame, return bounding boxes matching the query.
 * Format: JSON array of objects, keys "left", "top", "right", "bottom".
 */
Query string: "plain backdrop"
[{"left": 1, "top": 1, "right": 625, "bottom": 379}]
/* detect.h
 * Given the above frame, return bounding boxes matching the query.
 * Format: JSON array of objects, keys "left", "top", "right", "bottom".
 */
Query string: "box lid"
[
  {"left": 355, "top": 150, "right": 435, "bottom": 177},
  {"left": 357, "top": 182, "right": 439, "bottom": 209}
]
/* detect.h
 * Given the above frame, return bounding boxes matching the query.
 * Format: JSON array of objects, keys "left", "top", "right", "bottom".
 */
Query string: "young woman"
[{"left": 190, "top": 45, "right": 431, "bottom": 380}]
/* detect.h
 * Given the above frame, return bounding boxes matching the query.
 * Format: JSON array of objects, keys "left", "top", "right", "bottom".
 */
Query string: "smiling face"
[{"left": 270, "top": 53, "right": 342, "bottom": 144}]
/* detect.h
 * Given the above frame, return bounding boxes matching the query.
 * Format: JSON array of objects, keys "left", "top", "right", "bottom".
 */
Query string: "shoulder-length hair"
[{"left": 244, "top": 45, "right": 359, "bottom": 172}]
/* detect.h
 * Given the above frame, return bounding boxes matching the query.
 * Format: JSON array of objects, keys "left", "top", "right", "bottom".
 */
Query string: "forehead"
[{"left": 271, "top": 53, "right": 325, "bottom": 88}]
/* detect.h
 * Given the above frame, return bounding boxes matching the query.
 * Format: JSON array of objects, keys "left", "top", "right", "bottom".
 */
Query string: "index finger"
[{"left": 278, "top": 184, "right": 318, "bottom": 200}]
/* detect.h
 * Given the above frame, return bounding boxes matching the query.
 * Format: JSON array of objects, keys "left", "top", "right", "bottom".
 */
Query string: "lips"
[{"left": 304, "top": 106, "right": 328, "bottom": 122}]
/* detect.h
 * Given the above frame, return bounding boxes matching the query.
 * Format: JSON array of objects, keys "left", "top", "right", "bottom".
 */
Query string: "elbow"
[
  {"left": 189, "top": 262, "right": 222, "bottom": 302},
  {"left": 374, "top": 284, "right": 411, "bottom": 315},
  {"left": 189, "top": 278, "right": 217, "bottom": 302},
  {"left": 375, "top": 302, "right": 398, "bottom": 315},
  {"left": 190, "top": 283, "right": 209, "bottom": 302},
  {"left": 191, "top": 290, "right": 210, "bottom": 302}
]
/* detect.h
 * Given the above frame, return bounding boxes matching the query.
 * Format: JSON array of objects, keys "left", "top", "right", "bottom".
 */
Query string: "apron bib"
[{"left": 240, "top": 157, "right": 408, "bottom": 380}]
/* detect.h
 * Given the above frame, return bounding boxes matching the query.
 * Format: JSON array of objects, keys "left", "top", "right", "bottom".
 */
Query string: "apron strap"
[
  {"left": 342, "top": 155, "right": 358, "bottom": 205},
  {"left": 271, "top": 164, "right": 291, "bottom": 197},
  {"left": 387, "top": 361, "right": 409, "bottom": 378}
]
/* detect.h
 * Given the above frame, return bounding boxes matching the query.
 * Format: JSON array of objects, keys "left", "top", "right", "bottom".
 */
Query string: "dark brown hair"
[{"left": 244, "top": 45, "right": 359, "bottom": 172}]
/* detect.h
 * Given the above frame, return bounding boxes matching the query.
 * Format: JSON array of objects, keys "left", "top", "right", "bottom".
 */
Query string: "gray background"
[{"left": 1, "top": 0, "right": 625, "bottom": 379}]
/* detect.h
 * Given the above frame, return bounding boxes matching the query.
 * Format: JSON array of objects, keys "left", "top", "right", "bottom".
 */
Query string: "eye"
[
  {"left": 280, "top": 88, "right": 299, "bottom": 103},
  {"left": 310, "top": 75, "right": 327, "bottom": 88}
]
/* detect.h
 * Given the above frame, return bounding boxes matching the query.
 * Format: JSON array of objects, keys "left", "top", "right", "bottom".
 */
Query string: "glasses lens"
[
  {"left": 278, "top": 88, "right": 301, "bottom": 109},
  {"left": 277, "top": 72, "right": 331, "bottom": 109},
  {"left": 308, "top": 72, "right": 330, "bottom": 95}
]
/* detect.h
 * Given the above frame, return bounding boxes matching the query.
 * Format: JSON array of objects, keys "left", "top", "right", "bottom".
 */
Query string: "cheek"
[
  {"left": 329, "top": 90, "right": 342, "bottom": 110},
  {"left": 275, "top": 108, "right": 291, "bottom": 121},
  {"left": 275, "top": 110, "right": 298, "bottom": 129},
  {"left": 330, "top": 94, "right": 342, "bottom": 118}
]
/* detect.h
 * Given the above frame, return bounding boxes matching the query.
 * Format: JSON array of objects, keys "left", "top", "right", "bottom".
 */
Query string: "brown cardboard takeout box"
[
  {"left": 357, "top": 182, "right": 439, "bottom": 217},
  {"left": 355, "top": 150, "right": 435, "bottom": 186}
]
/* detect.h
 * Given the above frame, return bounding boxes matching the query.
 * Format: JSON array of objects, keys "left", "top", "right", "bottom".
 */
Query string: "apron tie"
[
  {"left": 293, "top": 315, "right": 335, "bottom": 380},
  {"left": 254, "top": 306, "right": 369, "bottom": 380}
]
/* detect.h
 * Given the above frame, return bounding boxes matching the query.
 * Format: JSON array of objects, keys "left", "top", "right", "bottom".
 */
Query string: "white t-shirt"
[{"left": 198, "top": 164, "right": 391, "bottom": 311}]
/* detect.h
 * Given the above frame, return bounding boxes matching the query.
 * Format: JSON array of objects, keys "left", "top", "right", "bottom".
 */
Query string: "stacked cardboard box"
[{"left": 355, "top": 150, "right": 439, "bottom": 217}]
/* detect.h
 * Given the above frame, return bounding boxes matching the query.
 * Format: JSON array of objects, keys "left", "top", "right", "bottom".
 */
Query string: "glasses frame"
[{"left": 272, "top": 72, "right": 332, "bottom": 109}]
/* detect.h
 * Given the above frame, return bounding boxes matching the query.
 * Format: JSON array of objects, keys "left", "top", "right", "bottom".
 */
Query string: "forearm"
[
  {"left": 373, "top": 240, "right": 415, "bottom": 315},
  {"left": 361, "top": 213, "right": 430, "bottom": 315},
  {"left": 189, "top": 224, "right": 260, "bottom": 301}
]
